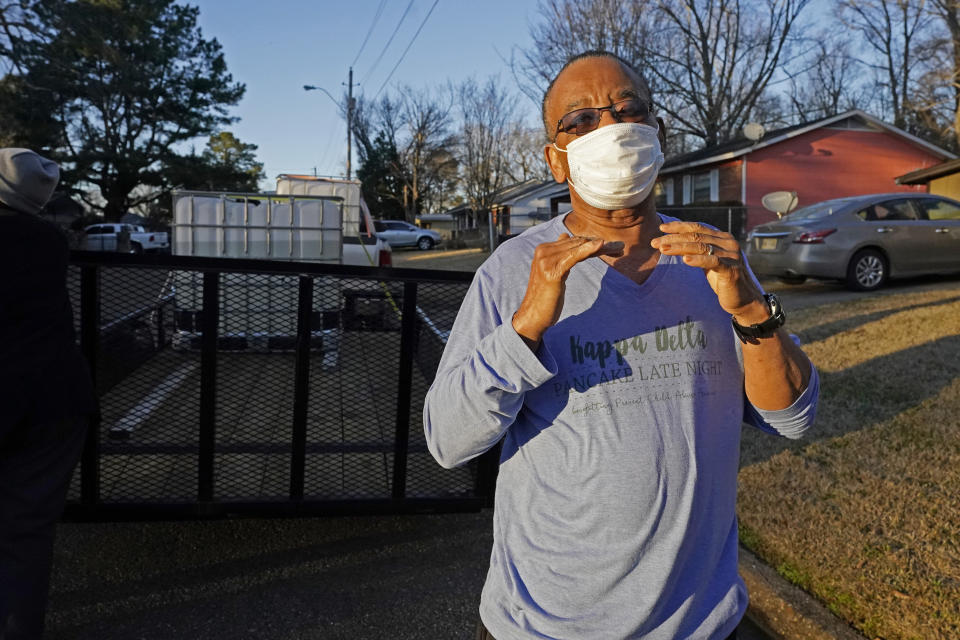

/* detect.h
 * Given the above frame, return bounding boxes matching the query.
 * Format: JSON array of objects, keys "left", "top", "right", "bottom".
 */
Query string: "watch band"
[{"left": 731, "top": 293, "right": 785, "bottom": 343}]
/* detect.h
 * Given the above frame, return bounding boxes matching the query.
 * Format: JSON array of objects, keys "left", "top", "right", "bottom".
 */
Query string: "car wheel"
[
  {"left": 130, "top": 242, "right": 143, "bottom": 254},
  {"left": 417, "top": 236, "right": 434, "bottom": 250},
  {"left": 846, "top": 249, "right": 887, "bottom": 291},
  {"left": 777, "top": 275, "right": 807, "bottom": 285}
]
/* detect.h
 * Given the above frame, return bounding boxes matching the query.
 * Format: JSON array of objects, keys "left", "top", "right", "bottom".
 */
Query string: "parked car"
[
  {"left": 374, "top": 219, "right": 442, "bottom": 250},
  {"left": 83, "top": 223, "right": 170, "bottom": 253},
  {"left": 745, "top": 193, "right": 960, "bottom": 291}
]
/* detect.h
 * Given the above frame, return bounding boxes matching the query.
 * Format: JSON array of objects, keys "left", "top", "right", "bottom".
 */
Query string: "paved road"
[{"left": 48, "top": 510, "right": 770, "bottom": 640}]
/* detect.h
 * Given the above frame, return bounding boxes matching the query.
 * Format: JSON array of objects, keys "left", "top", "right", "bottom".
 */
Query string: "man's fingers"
[
  {"left": 679, "top": 253, "right": 726, "bottom": 269},
  {"left": 656, "top": 240, "right": 741, "bottom": 272},
  {"left": 534, "top": 235, "right": 624, "bottom": 281},
  {"left": 659, "top": 221, "right": 722, "bottom": 235},
  {"left": 569, "top": 236, "right": 607, "bottom": 259},
  {"left": 657, "top": 240, "right": 737, "bottom": 257},
  {"left": 653, "top": 231, "right": 737, "bottom": 251},
  {"left": 548, "top": 236, "right": 605, "bottom": 273}
]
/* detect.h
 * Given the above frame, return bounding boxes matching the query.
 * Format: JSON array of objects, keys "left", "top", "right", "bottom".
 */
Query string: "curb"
[
  {"left": 738, "top": 545, "right": 868, "bottom": 640},
  {"left": 400, "top": 247, "right": 485, "bottom": 261}
]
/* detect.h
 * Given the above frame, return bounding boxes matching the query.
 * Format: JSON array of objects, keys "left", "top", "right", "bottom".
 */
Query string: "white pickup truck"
[{"left": 83, "top": 223, "right": 170, "bottom": 253}]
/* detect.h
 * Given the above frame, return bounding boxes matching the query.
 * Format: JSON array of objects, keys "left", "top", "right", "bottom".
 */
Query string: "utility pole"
[
  {"left": 303, "top": 66, "right": 358, "bottom": 179},
  {"left": 346, "top": 66, "right": 354, "bottom": 180}
]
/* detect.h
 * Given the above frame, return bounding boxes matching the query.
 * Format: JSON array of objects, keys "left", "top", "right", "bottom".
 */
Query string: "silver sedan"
[{"left": 745, "top": 193, "right": 960, "bottom": 291}]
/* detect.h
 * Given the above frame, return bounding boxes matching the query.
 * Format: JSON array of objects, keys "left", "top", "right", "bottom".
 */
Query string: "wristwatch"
[{"left": 731, "top": 293, "right": 785, "bottom": 343}]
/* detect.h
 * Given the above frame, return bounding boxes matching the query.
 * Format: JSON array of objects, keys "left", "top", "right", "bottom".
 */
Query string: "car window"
[
  {"left": 870, "top": 199, "right": 918, "bottom": 221},
  {"left": 86, "top": 225, "right": 104, "bottom": 234},
  {"left": 785, "top": 198, "right": 858, "bottom": 221},
  {"left": 385, "top": 222, "right": 406, "bottom": 230},
  {"left": 919, "top": 198, "right": 960, "bottom": 221},
  {"left": 373, "top": 221, "right": 386, "bottom": 232}
]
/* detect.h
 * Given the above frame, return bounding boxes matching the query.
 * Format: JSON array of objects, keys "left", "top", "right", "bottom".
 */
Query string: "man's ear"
[
  {"left": 544, "top": 143, "right": 567, "bottom": 184},
  {"left": 656, "top": 116, "right": 667, "bottom": 152}
]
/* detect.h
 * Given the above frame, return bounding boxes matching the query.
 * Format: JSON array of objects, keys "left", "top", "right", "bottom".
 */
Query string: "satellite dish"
[
  {"left": 761, "top": 191, "right": 798, "bottom": 219},
  {"left": 743, "top": 122, "right": 766, "bottom": 142}
]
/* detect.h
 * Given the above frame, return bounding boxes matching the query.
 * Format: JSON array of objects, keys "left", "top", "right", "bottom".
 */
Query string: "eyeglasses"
[{"left": 555, "top": 98, "right": 652, "bottom": 139}]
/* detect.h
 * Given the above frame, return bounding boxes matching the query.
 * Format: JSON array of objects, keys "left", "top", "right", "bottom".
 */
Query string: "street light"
[
  {"left": 302, "top": 84, "right": 339, "bottom": 105},
  {"left": 303, "top": 67, "right": 355, "bottom": 180}
]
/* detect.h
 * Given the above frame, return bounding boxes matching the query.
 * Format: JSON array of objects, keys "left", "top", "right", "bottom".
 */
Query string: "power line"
[
  {"left": 316, "top": 119, "right": 344, "bottom": 176},
  {"left": 362, "top": 0, "right": 415, "bottom": 86},
  {"left": 373, "top": 0, "right": 440, "bottom": 100},
  {"left": 351, "top": 0, "right": 387, "bottom": 68}
]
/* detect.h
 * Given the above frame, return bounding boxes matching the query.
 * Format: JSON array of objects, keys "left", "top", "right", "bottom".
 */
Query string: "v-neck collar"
[{"left": 556, "top": 211, "right": 671, "bottom": 300}]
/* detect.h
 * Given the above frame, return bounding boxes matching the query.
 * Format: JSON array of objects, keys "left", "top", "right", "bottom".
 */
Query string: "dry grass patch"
[{"left": 738, "top": 287, "right": 960, "bottom": 639}]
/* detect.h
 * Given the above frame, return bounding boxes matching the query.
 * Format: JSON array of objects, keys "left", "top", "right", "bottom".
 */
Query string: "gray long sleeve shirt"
[{"left": 423, "top": 214, "right": 818, "bottom": 640}]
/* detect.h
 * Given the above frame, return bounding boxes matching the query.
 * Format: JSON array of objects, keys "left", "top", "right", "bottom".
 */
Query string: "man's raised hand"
[
  {"left": 512, "top": 233, "right": 624, "bottom": 349},
  {"left": 651, "top": 221, "right": 769, "bottom": 325}
]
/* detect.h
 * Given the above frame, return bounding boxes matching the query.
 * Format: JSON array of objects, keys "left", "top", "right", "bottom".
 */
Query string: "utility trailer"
[{"left": 170, "top": 178, "right": 390, "bottom": 368}]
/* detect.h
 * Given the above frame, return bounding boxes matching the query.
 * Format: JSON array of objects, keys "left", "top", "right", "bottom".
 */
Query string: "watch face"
[{"left": 765, "top": 294, "right": 785, "bottom": 325}]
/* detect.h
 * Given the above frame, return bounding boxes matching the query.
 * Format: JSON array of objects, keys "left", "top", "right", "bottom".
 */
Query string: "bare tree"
[
  {"left": 516, "top": 0, "right": 806, "bottom": 148},
  {"left": 929, "top": 0, "right": 960, "bottom": 146},
  {"left": 839, "top": 0, "right": 936, "bottom": 129},
  {"left": 504, "top": 125, "right": 552, "bottom": 184},
  {"left": 787, "top": 34, "right": 871, "bottom": 122},
  {"left": 510, "top": 0, "right": 654, "bottom": 107},
  {"left": 419, "top": 141, "right": 460, "bottom": 213},
  {"left": 647, "top": 0, "right": 809, "bottom": 147},
  {"left": 395, "top": 86, "right": 452, "bottom": 221},
  {"left": 351, "top": 88, "right": 455, "bottom": 220},
  {"left": 457, "top": 77, "right": 516, "bottom": 230}
]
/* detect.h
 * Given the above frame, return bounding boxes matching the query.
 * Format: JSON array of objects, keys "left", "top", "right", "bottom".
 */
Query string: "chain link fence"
[{"left": 65, "top": 252, "right": 492, "bottom": 519}]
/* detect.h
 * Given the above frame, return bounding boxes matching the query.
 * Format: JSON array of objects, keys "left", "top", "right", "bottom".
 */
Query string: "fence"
[
  {"left": 658, "top": 205, "right": 749, "bottom": 240},
  {"left": 64, "top": 251, "right": 498, "bottom": 520}
]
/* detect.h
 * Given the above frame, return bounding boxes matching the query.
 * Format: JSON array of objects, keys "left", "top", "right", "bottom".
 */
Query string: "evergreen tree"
[{"left": 1, "top": 0, "right": 244, "bottom": 220}]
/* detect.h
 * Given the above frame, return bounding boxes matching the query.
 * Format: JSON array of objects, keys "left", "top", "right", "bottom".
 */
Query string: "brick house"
[{"left": 657, "top": 110, "right": 956, "bottom": 231}]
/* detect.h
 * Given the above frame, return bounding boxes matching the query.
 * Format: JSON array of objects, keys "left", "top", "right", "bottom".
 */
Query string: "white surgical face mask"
[{"left": 554, "top": 122, "right": 665, "bottom": 210}]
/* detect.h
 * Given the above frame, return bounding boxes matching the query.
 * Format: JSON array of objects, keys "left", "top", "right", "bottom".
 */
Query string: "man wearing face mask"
[{"left": 424, "top": 51, "right": 818, "bottom": 640}]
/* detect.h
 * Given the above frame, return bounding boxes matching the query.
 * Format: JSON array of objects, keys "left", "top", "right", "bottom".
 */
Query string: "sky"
[{"left": 192, "top": 0, "right": 543, "bottom": 188}]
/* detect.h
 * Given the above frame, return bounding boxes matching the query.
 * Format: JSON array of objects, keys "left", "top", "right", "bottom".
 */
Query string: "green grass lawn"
[{"left": 738, "top": 287, "right": 960, "bottom": 640}]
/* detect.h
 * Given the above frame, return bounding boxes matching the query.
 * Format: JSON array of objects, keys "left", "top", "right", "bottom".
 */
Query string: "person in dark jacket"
[{"left": 0, "top": 148, "right": 97, "bottom": 640}]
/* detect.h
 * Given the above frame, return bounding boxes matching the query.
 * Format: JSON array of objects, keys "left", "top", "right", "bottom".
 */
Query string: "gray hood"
[{"left": 0, "top": 148, "right": 60, "bottom": 214}]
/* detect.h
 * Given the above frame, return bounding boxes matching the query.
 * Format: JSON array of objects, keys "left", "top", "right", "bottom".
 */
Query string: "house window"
[
  {"left": 692, "top": 173, "right": 711, "bottom": 201},
  {"left": 682, "top": 170, "right": 719, "bottom": 203}
]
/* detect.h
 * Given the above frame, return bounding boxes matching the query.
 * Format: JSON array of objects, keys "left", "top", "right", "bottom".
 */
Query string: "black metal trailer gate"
[{"left": 64, "top": 251, "right": 498, "bottom": 520}]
